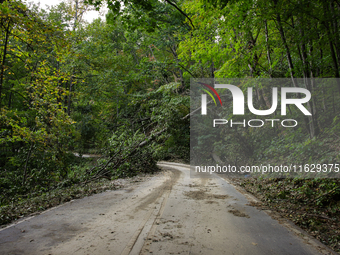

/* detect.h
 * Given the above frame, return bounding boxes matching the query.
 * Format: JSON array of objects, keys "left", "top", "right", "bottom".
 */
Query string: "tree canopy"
[{"left": 0, "top": 0, "right": 339, "bottom": 250}]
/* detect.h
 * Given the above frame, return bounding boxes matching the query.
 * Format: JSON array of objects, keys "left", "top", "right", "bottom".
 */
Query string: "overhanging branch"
[{"left": 164, "top": 0, "right": 195, "bottom": 29}]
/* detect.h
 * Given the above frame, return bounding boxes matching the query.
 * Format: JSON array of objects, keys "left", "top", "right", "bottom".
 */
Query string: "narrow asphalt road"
[{"left": 0, "top": 162, "right": 335, "bottom": 255}]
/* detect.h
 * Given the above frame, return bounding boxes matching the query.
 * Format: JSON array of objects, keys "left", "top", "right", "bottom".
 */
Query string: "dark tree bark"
[
  {"left": 323, "top": 2, "right": 340, "bottom": 94},
  {"left": 273, "top": 0, "right": 297, "bottom": 87},
  {"left": 0, "top": 21, "right": 11, "bottom": 109},
  {"left": 264, "top": 20, "right": 272, "bottom": 77}
]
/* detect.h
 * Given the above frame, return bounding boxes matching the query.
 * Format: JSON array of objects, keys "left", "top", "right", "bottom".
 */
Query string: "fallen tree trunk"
[{"left": 84, "top": 128, "right": 168, "bottom": 182}]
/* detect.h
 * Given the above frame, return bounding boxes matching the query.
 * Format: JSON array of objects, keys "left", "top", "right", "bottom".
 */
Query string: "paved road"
[{"left": 0, "top": 162, "right": 334, "bottom": 255}]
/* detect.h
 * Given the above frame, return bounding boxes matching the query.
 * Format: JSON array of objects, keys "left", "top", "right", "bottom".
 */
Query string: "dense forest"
[{"left": 0, "top": 0, "right": 339, "bottom": 251}]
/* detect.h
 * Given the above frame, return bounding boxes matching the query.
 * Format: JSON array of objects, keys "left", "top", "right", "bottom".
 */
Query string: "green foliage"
[
  {"left": 103, "top": 81, "right": 189, "bottom": 177},
  {"left": 1, "top": 3, "right": 340, "bottom": 251},
  {"left": 239, "top": 177, "right": 340, "bottom": 252},
  {"left": 107, "top": 129, "right": 158, "bottom": 177}
]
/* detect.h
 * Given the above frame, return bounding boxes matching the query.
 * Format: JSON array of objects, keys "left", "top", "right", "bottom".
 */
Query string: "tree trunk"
[
  {"left": 210, "top": 61, "right": 215, "bottom": 78},
  {"left": 66, "top": 0, "right": 80, "bottom": 116},
  {"left": 309, "top": 39, "right": 321, "bottom": 134},
  {"left": 0, "top": 21, "right": 11, "bottom": 109},
  {"left": 149, "top": 45, "right": 156, "bottom": 61},
  {"left": 323, "top": 2, "right": 340, "bottom": 94},
  {"left": 169, "top": 44, "right": 185, "bottom": 89},
  {"left": 275, "top": 9, "right": 297, "bottom": 87},
  {"left": 330, "top": 1, "right": 340, "bottom": 69},
  {"left": 67, "top": 74, "right": 74, "bottom": 116},
  {"left": 264, "top": 20, "right": 272, "bottom": 77},
  {"left": 73, "top": 0, "right": 79, "bottom": 31},
  {"left": 22, "top": 142, "right": 34, "bottom": 185}
]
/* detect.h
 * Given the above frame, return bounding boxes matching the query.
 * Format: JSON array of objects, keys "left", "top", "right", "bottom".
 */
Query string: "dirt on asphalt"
[{"left": 0, "top": 162, "right": 336, "bottom": 255}]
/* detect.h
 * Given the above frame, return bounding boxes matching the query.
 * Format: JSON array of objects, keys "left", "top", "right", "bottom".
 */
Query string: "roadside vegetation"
[
  {"left": 234, "top": 177, "right": 340, "bottom": 252},
  {"left": 0, "top": 0, "right": 339, "bottom": 252},
  {"left": 0, "top": 0, "right": 190, "bottom": 225}
]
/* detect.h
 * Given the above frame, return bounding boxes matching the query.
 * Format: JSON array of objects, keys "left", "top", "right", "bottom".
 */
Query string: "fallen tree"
[
  {"left": 82, "top": 82, "right": 190, "bottom": 181},
  {"left": 83, "top": 128, "right": 168, "bottom": 182}
]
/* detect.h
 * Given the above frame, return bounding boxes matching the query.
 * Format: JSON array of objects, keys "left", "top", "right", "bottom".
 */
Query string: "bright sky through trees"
[{"left": 25, "top": 0, "right": 107, "bottom": 22}]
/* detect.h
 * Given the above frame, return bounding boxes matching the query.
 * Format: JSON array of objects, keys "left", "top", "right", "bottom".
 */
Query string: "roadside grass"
[
  {"left": 233, "top": 177, "right": 340, "bottom": 253},
  {"left": 0, "top": 178, "right": 118, "bottom": 226},
  {"left": 228, "top": 128, "right": 340, "bottom": 252},
  {"left": 0, "top": 154, "right": 161, "bottom": 227}
]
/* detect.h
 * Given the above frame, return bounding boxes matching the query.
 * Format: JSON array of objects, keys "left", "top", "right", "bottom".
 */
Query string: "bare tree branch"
[{"left": 163, "top": 0, "right": 195, "bottom": 29}]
